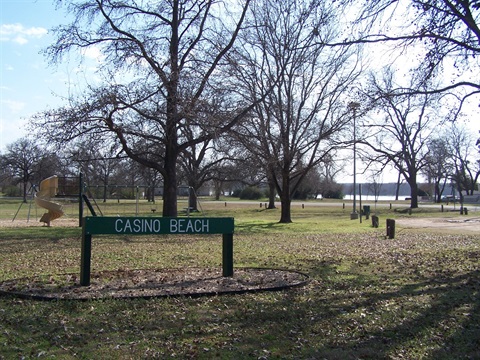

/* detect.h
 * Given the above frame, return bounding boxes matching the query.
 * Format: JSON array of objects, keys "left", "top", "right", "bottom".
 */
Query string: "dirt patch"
[
  {"left": 0, "top": 268, "right": 309, "bottom": 300},
  {"left": 394, "top": 217, "right": 480, "bottom": 234},
  {"left": 0, "top": 218, "right": 79, "bottom": 228}
]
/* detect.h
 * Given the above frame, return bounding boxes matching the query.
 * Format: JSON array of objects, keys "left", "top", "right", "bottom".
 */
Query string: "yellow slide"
[{"left": 35, "top": 176, "right": 64, "bottom": 226}]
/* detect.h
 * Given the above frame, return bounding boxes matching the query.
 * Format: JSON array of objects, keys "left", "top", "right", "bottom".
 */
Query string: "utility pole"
[{"left": 349, "top": 102, "right": 360, "bottom": 220}]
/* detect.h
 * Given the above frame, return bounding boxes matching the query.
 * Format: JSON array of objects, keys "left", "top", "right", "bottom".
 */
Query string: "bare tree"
[
  {"left": 134, "top": 164, "right": 162, "bottom": 203},
  {"left": 449, "top": 123, "right": 480, "bottom": 197},
  {"left": 423, "top": 136, "right": 453, "bottom": 202},
  {"left": 0, "top": 138, "right": 55, "bottom": 202},
  {"left": 360, "top": 1, "right": 480, "bottom": 160},
  {"left": 231, "top": 0, "right": 361, "bottom": 222},
  {"left": 209, "top": 162, "right": 245, "bottom": 200},
  {"left": 178, "top": 137, "right": 226, "bottom": 211},
  {"left": 32, "top": 0, "right": 258, "bottom": 216},
  {"left": 68, "top": 140, "right": 127, "bottom": 202},
  {"left": 349, "top": 1, "right": 480, "bottom": 97},
  {"left": 314, "top": 154, "right": 344, "bottom": 199},
  {"left": 360, "top": 67, "right": 452, "bottom": 208}
]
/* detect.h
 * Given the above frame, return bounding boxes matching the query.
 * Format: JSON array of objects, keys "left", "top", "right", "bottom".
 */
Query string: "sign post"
[
  {"left": 80, "top": 216, "right": 234, "bottom": 286},
  {"left": 222, "top": 233, "right": 233, "bottom": 277}
]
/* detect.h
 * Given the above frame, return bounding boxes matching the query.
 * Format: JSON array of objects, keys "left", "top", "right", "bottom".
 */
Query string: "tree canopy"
[
  {"left": 13, "top": 0, "right": 478, "bottom": 220},
  {"left": 33, "top": 0, "right": 255, "bottom": 216}
]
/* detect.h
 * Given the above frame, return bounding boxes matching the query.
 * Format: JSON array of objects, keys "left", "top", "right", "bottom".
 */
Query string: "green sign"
[
  {"left": 80, "top": 216, "right": 235, "bottom": 286},
  {"left": 83, "top": 216, "right": 234, "bottom": 235}
]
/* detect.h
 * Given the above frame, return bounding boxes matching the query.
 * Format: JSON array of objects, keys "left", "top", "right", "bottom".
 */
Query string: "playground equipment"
[
  {"left": 35, "top": 176, "right": 64, "bottom": 226},
  {"left": 12, "top": 173, "right": 203, "bottom": 225},
  {"left": 11, "top": 184, "right": 37, "bottom": 223}
]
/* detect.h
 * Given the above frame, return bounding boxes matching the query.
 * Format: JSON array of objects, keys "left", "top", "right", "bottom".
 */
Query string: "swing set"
[{"left": 12, "top": 173, "right": 203, "bottom": 226}]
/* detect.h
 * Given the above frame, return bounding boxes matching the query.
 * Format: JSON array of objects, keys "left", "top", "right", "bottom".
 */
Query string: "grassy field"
[
  {"left": 0, "top": 196, "right": 421, "bottom": 221},
  {"left": 1, "top": 200, "right": 479, "bottom": 359}
]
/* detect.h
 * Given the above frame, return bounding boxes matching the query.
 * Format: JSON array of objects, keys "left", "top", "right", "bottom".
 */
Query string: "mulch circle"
[{"left": 0, "top": 268, "right": 309, "bottom": 301}]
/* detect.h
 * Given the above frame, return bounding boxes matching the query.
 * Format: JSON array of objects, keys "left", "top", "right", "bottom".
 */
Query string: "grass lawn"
[{"left": 1, "top": 200, "right": 479, "bottom": 359}]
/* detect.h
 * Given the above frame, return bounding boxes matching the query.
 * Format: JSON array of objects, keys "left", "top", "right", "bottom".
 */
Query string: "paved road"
[{"left": 205, "top": 200, "right": 479, "bottom": 212}]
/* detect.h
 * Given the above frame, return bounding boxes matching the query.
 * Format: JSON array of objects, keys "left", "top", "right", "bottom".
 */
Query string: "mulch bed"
[{"left": 0, "top": 268, "right": 309, "bottom": 300}]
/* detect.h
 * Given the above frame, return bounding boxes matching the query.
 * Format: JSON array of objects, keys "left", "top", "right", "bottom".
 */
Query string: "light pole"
[{"left": 349, "top": 102, "right": 360, "bottom": 220}]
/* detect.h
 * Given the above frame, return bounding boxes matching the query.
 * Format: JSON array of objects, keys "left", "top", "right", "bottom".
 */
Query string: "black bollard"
[{"left": 386, "top": 219, "right": 395, "bottom": 239}]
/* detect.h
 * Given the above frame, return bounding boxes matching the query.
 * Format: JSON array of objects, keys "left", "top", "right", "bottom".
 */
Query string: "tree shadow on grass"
[
  {"left": 345, "top": 270, "right": 480, "bottom": 359},
  {"left": 291, "top": 265, "right": 480, "bottom": 359},
  {"left": 211, "top": 262, "right": 480, "bottom": 359},
  {"left": 1, "top": 263, "right": 479, "bottom": 359},
  {"left": 235, "top": 221, "right": 289, "bottom": 234}
]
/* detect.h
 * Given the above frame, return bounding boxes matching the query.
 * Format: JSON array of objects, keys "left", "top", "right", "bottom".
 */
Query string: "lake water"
[{"left": 342, "top": 195, "right": 407, "bottom": 201}]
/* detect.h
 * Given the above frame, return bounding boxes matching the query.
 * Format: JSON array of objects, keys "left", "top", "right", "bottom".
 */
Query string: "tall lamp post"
[{"left": 349, "top": 102, "right": 360, "bottom": 220}]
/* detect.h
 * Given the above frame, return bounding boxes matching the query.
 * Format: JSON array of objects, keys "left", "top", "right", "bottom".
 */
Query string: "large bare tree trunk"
[
  {"left": 279, "top": 195, "right": 292, "bottom": 223},
  {"left": 278, "top": 174, "right": 292, "bottom": 223},
  {"left": 163, "top": 140, "right": 178, "bottom": 217},
  {"left": 162, "top": 173, "right": 177, "bottom": 217},
  {"left": 407, "top": 173, "right": 419, "bottom": 209}
]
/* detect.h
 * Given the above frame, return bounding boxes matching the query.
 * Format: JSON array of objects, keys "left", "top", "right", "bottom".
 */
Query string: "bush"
[
  {"left": 231, "top": 188, "right": 242, "bottom": 198},
  {"left": 239, "top": 186, "right": 263, "bottom": 200},
  {"left": 2, "top": 185, "right": 22, "bottom": 197},
  {"left": 323, "top": 189, "right": 344, "bottom": 199}
]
